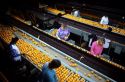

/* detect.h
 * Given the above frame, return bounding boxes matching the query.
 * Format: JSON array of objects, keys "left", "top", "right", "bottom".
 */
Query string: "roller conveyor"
[
  {"left": 46, "top": 8, "right": 125, "bottom": 36},
  {"left": 14, "top": 27, "right": 116, "bottom": 82},
  {"left": 5, "top": 14, "right": 125, "bottom": 82},
  {"left": 14, "top": 28, "right": 106, "bottom": 82},
  {"left": 33, "top": 10, "right": 125, "bottom": 45},
  {"left": 0, "top": 25, "right": 114, "bottom": 82}
]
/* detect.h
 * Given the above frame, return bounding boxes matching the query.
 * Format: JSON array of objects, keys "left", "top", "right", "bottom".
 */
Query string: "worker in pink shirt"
[{"left": 90, "top": 38, "right": 105, "bottom": 56}]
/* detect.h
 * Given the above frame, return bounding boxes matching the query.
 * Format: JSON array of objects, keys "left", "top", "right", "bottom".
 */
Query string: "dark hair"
[
  {"left": 72, "top": 9, "right": 77, "bottom": 12},
  {"left": 10, "top": 37, "right": 19, "bottom": 44},
  {"left": 49, "top": 59, "right": 61, "bottom": 69},
  {"left": 107, "top": 27, "right": 112, "bottom": 33},
  {"left": 57, "top": 13, "right": 63, "bottom": 17},
  {"left": 89, "top": 34, "right": 97, "bottom": 46}
]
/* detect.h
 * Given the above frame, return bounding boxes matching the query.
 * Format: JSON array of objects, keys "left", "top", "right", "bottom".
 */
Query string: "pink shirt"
[{"left": 90, "top": 41, "right": 103, "bottom": 56}]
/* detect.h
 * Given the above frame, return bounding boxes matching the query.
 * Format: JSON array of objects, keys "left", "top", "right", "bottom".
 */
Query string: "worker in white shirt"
[
  {"left": 103, "top": 38, "right": 111, "bottom": 48},
  {"left": 100, "top": 15, "right": 109, "bottom": 25},
  {"left": 102, "top": 33, "right": 111, "bottom": 55},
  {"left": 71, "top": 9, "right": 80, "bottom": 17}
]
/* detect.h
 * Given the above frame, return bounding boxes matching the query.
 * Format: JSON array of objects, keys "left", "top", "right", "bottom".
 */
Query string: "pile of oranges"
[
  {"left": 0, "top": 26, "right": 86, "bottom": 82},
  {"left": 0, "top": 26, "right": 16, "bottom": 44}
]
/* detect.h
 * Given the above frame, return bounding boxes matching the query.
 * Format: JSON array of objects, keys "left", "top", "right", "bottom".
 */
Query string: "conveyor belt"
[
  {"left": 7, "top": 14, "right": 125, "bottom": 82},
  {"left": 34, "top": 10, "right": 125, "bottom": 45},
  {"left": 15, "top": 30, "right": 99, "bottom": 82}
]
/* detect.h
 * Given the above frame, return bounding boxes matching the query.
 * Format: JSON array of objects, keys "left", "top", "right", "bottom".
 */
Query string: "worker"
[
  {"left": 71, "top": 9, "right": 80, "bottom": 17},
  {"left": 56, "top": 23, "right": 70, "bottom": 41},
  {"left": 38, "top": 59, "right": 61, "bottom": 82},
  {"left": 90, "top": 38, "right": 105, "bottom": 56},
  {"left": 9, "top": 37, "right": 22, "bottom": 62},
  {"left": 100, "top": 15, "right": 109, "bottom": 25}
]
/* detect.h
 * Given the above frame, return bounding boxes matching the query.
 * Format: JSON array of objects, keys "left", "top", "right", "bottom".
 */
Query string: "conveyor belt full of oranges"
[
  {"left": 0, "top": 26, "right": 85, "bottom": 82},
  {"left": 47, "top": 7, "right": 125, "bottom": 36},
  {"left": 10, "top": 14, "right": 125, "bottom": 70}
]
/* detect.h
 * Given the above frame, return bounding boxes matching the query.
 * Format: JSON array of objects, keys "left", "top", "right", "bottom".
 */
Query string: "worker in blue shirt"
[{"left": 38, "top": 59, "right": 61, "bottom": 82}]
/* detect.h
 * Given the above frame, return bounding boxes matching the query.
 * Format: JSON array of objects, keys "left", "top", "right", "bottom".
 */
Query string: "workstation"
[{"left": 0, "top": 0, "right": 125, "bottom": 82}]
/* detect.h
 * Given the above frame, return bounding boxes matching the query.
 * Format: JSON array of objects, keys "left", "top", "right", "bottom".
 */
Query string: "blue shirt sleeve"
[
  {"left": 46, "top": 71, "right": 58, "bottom": 82},
  {"left": 41, "top": 63, "right": 58, "bottom": 82}
]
